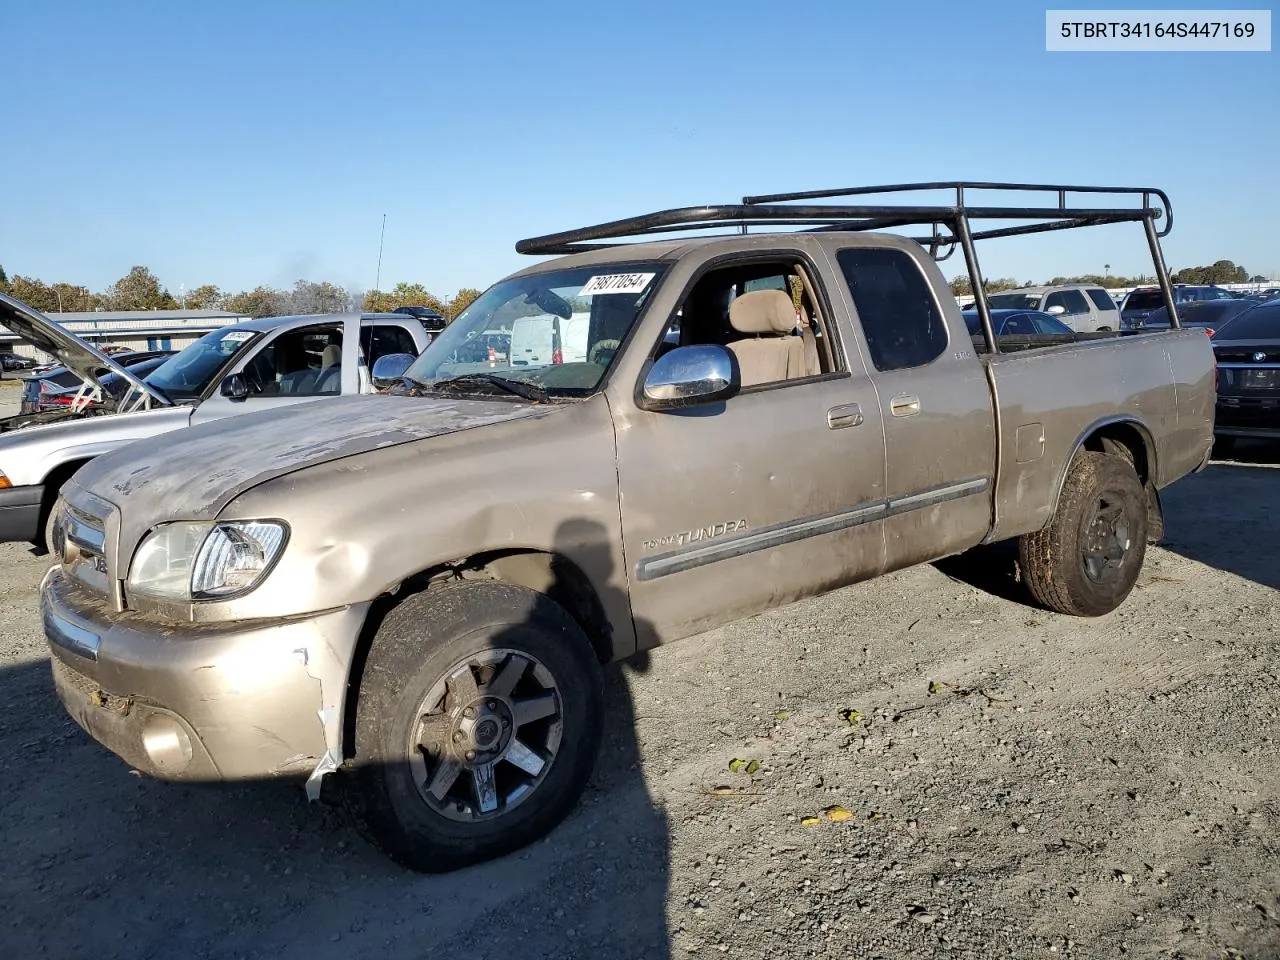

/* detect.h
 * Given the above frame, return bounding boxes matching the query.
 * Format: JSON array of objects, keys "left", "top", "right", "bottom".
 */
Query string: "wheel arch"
[
  {"left": 340, "top": 548, "right": 619, "bottom": 764},
  {"left": 1052, "top": 416, "right": 1164, "bottom": 542}
]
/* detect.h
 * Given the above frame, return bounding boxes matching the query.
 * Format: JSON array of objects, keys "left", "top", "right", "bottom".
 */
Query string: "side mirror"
[
  {"left": 1046, "top": 305, "right": 1066, "bottom": 315},
  {"left": 220, "top": 373, "right": 249, "bottom": 400},
  {"left": 639, "top": 345, "right": 739, "bottom": 411},
  {"left": 371, "top": 353, "right": 415, "bottom": 390}
]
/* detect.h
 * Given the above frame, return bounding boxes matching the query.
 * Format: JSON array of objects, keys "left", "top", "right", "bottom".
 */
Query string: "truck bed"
[{"left": 983, "top": 328, "right": 1215, "bottom": 541}]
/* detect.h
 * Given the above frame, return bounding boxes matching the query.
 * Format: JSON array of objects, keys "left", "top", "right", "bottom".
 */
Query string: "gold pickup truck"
[{"left": 40, "top": 183, "right": 1215, "bottom": 871}]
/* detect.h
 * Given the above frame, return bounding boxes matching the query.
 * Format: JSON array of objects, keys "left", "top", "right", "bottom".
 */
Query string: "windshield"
[
  {"left": 986, "top": 293, "right": 1041, "bottom": 310},
  {"left": 143, "top": 327, "right": 261, "bottom": 400},
  {"left": 402, "top": 265, "right": 667, "bottom": 396}
]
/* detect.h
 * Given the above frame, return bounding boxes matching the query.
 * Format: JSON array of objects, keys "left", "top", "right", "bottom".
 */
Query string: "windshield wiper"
[{"left": 426, "top": 374, "right": 550, "bottom": 402}]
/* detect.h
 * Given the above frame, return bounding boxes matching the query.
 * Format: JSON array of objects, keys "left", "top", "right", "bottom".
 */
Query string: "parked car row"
[{"left": 1208, "top": 299, "right": 1280, "bottom": 452}]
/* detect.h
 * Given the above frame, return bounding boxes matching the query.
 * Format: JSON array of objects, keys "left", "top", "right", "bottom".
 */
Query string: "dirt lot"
[{"left": 1, "top": 377, "right": 1277, "bottom": 959}]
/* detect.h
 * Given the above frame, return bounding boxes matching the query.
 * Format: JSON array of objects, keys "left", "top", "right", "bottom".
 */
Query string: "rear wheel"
[
  {"left": 342, "top": 580, "right": 604, "bottom": 872},
  {"left": 1019, "top": 452, "right": 1147, "bottom": 617}
]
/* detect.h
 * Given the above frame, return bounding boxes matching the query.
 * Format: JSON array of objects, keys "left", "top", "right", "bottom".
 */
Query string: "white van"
[{"left": 508, "top": 312, "right": 591, "bottom": 367}]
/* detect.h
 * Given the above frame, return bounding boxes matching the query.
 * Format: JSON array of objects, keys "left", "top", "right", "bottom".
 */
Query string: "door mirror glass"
[
  {"left": 371, "top": 352, "right": 415, "bottom": 390},
  {"left": 219, "top": 373, "right": 249, "bottom": 400},
  {"left": 640, "top": 345, "right": 740, "bottom": 411}
]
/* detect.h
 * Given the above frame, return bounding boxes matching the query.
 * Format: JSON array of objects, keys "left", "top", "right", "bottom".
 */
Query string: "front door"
[
  {"left": 609, "top": 252, "right": 888, "bottom": 647},
  {"left": 191, "top": 319, "right": 360, "bottom": 425}
]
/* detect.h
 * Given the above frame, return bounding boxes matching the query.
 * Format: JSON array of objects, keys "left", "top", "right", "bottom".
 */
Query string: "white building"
[{"left": 0, "top": 309, "right": 249, "bottom": 361}]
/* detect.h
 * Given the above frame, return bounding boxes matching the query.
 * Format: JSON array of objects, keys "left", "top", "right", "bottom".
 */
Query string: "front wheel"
[
  {"left": 342, "top": 580, "right": 604, "bottom": 872},
  {"left": 1019, "top": 451, "right": 1147, "bottom": 617}
]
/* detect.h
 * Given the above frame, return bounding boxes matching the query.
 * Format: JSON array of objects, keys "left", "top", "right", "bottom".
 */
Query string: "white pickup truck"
[{"left": 0, "top": 299, "right": 432, "bottom": 547}]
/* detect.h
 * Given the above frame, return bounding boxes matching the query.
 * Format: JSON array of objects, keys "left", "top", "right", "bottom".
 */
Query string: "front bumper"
[
  {"left": 42, "top": 567, "right": 370, "bottom": 783},
  {"left": 0, "top": 483, "right": 43, "bottom": 542}
]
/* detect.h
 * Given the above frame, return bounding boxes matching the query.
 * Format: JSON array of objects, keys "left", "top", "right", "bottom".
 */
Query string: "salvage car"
[
  {"left": 37, "top": 182, "right": 1214, "bottom": 872},
  {"left": 1208, "top": 300, "right": 1280, "bottom": 452},
  {"left": 18, "top": 350, "right": 175, "bottom": 414},
  {"left": 1136, "top": 297, "right": 1255, "bottom": 337},
  {"left": 1121, "top": 284, "right": 1239, "bottom": 329},
  {"left": 0, "top": 302, "right": 433, "bottom": 547},
  {"left": 960, "top": 307, "right": 1075, "bottom": 338}
]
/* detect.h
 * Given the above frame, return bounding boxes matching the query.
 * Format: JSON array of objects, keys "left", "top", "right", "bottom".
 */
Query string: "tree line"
[
  {"left": 0, "top": 264, "right": 481, "bottom": 320},
  {"left": 948, "top": 259, "right": 1263, "bottom": 296}
]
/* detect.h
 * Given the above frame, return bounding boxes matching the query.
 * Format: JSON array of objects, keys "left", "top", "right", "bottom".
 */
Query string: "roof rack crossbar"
[
  {"left": 517, "top": 200, "right": 1162, "bottom": 256},
  {"left": 740, "top": 180, "right": 1172, "bottom": 237}
]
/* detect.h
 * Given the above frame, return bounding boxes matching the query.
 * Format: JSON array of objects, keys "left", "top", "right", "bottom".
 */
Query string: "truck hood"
[
  {"left": 0, "top": 292, "right": 169, "bottom": 406},
  {"left": 69, "top": 394, "right": 556, "bottom": 527}
]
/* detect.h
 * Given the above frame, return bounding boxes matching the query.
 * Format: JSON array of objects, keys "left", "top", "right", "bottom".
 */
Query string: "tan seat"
[{"left": 726, "top": 289, "right": 805, "bottom": 387}]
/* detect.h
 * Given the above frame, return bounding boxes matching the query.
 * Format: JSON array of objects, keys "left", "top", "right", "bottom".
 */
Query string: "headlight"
[{"left": 127, "top": 520, "right": 288, "bottom": 601}]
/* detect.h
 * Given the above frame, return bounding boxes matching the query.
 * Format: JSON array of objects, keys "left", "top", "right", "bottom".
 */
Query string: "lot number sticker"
[
  {"left": 221, "top": 330, "right": 255, "bottom": 343},
  {"left": 580, "top": 273, "right": 655, "bottom": 296}
]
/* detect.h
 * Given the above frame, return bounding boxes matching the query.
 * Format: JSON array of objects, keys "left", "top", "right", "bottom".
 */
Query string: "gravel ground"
[{"left": 1, "top": 377, "right": 1277, "bottom": 959}]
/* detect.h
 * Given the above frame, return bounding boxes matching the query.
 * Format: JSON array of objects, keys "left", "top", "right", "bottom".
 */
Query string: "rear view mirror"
[
  {"left": 220, "top": 373, "right": 248, "bottom": 400},
  {"left": 371, "top": 353, "right": 415, "bottom": 390},
  {"left": 639, "top": 345, "right": 739, "bottom": 411}
]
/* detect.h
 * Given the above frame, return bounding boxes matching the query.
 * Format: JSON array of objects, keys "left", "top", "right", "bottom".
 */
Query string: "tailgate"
[{"left": 982, "top": 330, "right": 1214, "bottom": 541}]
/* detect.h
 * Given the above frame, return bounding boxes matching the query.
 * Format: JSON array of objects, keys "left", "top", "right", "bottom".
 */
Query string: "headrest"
[
  {"left": 320, "top": 344, "right": 342, "bottom": 368},
  {"left": 729, "top": 289, "right": 797, "bottom": 335}
]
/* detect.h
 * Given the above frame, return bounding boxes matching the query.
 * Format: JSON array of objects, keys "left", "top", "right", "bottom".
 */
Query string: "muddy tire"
[
  {"left": 341, "top": 580, "right": 604, "bottom": 873},
  {"left": 1019, "top": 452, "right": 1147, "bottom": 617}
]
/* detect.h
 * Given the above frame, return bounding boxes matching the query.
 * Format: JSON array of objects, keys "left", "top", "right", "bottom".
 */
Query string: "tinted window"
[
  {"left": 1125, "top": 290, "right": 1164, "bottom": 309},
  {"left": 836, "top": 248, "right": 948, "bottom": 371},
  {"left": 1031, "top": 312, "right": 1073, "bottom": 334},
  {"left": 1086, "top": 289, "right": 1116, "bottom": 311},
  {"left": 1213, "top": 304, "right": 1280, "bottom": 340},
  {"left": 1000, "top": 314, "right": 1035, "bottom": 335},
  {"left": 362, "top": 325, "right": 418, "bottom": 365},
  {"left": 1044, "top": 290, "right": 1090, "bottom": 315}
]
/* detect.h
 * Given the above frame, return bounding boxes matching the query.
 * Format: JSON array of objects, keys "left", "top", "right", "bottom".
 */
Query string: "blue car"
[{"left": 960, "top": 308, "right": 1074, "bottom": 337}]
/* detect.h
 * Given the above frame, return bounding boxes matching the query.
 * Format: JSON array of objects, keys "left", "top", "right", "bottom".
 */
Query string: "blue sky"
[{"left": 3, "top": 0, "right": 1277, "bottom": 297}]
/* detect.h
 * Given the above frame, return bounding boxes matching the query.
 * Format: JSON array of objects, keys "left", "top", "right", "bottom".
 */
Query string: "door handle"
[
  {"left": 890, "top": 394, "right": 921, "bottom": 417},
  {"left": 826, "top": 403, "right": 863, "bottom": 429}
]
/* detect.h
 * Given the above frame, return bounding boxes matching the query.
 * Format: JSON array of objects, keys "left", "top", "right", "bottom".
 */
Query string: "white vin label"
[{"left": 580, "top": 273, "right": 656, "bottom": 296}]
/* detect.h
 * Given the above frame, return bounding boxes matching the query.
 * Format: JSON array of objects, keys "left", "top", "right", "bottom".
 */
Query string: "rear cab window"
[{"left": 835, "top": 248, "right": 949, "bottom": 371}]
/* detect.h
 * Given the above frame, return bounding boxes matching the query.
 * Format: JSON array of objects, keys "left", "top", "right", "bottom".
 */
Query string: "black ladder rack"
[{"left": 514, "top": 181, "right": 1181, "bottom": 345}]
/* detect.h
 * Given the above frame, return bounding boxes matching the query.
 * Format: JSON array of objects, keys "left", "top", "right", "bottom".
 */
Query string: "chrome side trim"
[
  {"left": 43, "top": 605, "right": 102, "bottom": 662},
  {"left": 636, "top": 477, "right": 990, "bottom": 581}
]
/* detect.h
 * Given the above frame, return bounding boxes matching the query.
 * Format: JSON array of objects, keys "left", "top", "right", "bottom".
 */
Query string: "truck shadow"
[{"left": 0, "top": 521, "right": 671, "bottom": 959}]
